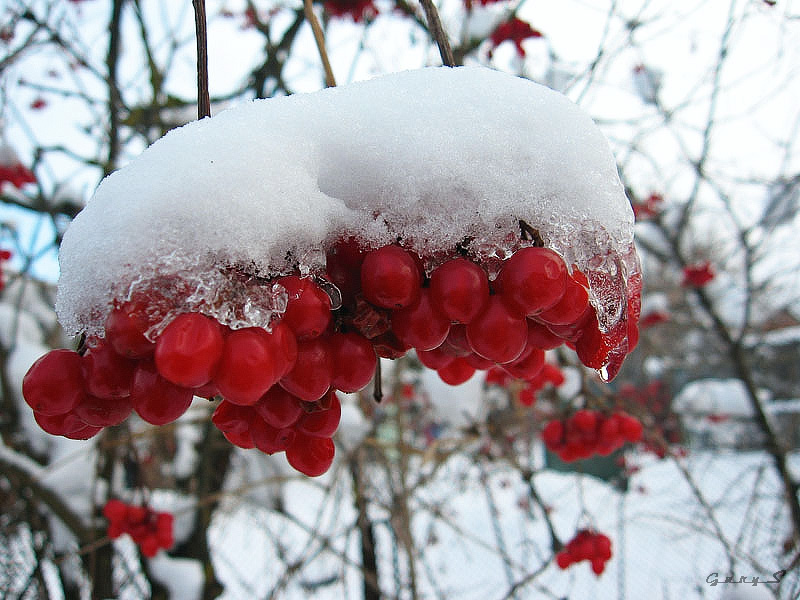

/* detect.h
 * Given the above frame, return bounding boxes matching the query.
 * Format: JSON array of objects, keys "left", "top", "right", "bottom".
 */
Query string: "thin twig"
[
  {"left": 303, "top": 0, "right": 337, "bottom": 88},
  {"left": 418, "top": 0, "right": 455, "bottom": 67},
  {"left": 192, "top": 0, "right": 211, "bottom": 119}
]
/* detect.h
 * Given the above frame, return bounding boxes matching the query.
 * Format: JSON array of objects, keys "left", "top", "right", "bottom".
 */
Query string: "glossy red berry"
[
  {"left": 34, "top": 410, "right": 98, "bottom": 438},
  {"left": 286, "top": 433, "right": 335, "bottom": 477},
  {"left": 537, "top": 271, "right": 590, "bottom": 325},
  {"left": 249, "top": 417, "right": 295, "bottom": 454},
  {"left": 23, "top": 349, "right": 85, "bottom": 415},
  {"left": 130, "top": 362, "right": 194, "bottom": 425},
  {"left": 214, "top": 328, "right": 279, "bottom": 405},
  {"left": 391, "top": 288, "right": 451, "bottom": 351},
  {"left": 325, "top": 237, "right": 365, "bottom": 307},
  {"left": 264, "top": 321, "right": 298, "bottom": 378},
  {"left": 465, "top": 296, "right": 528, "bottom": 364},
  {"left": 73, "top": 394, "right": 132, "bottom": 427},
  {"left": 297, "top": 391, "right": 341, "bottom": 437},
  {"left": 496, "top": 247, "right": 567, "bottom": 317},
  {"left": 502, "top": 346, "right": 545, "bottom": 381},
  {"left": 155, "top": 312, "right": 224, "bottom": 388},
  {"left": 437, "top": 357, "right": 476, "bottom": 385},
  {"left": 104, "top": 302, "right": 156, "bottom": 358},
  {"left": 211, "top": 400, "right": 252, "bottom": 434},
  {"left": 360, "top": 245, "right": 421, "bottom": 309},
  {"left": 429, "top": 257, "right": 490, "bottom": 323},
  {"left": 277, "top": 275, "right": 332, "bottom": 340},
  {"left": 82, "top": 341, "right": 136, "bottom": 399},
  {"left": 279, "top": 336, "right": 333, "bottom": 402},
  {"left": 254, "top": 386, "right": 303, "bottom": 428},
  {"left": 329, "top": 331, "right": 377, "bottom": 392}
]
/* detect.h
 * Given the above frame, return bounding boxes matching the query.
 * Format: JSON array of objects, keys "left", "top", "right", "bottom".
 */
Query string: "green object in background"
[{"left": 544, "top": 448, "right": 628, "bottom": 492}]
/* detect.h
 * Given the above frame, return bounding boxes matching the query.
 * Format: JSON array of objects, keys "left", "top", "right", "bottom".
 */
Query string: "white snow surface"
[{"left": 55, "top": 66, "right": 635, "bottom": 337}]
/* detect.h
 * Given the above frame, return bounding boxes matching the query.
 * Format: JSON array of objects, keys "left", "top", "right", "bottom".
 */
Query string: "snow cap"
[{"left": 56, "top": 66, "right": 635, "bottom": 336}]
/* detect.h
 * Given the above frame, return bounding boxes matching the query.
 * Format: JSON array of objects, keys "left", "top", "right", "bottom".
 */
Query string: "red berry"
[
  {"left": 541, "top": 420, "right": 564, "bottom": 448},
  {"left": 591, "top": 558, "right": 606, "bottom": 575},
  {"left": 463, "top": 352, "right": 494, "bottom": 370},
  {"left": 130, "top": 362, "right": 194, "bottom": 425},
  {"left": 329, "top": 331, "right": 377, "bottom": 392},
  {"left": 104, "top": 302, "right": 156, "bottom": 358},
  {"left": 155, "top": 313, "right": 224, "bottom": 388},
  {"left": 297, "top": 391, "right": 341, "bottom": 437},
  {"left": 360, "top": 245, "right": 421, "bottom": 309},
  {"left": 525, "top": 320, "right": 563, "bottom": 350},
  {"left": 279, "top": 336, "right": 333, "bottom": 401},
  {"left": 23, "top": 349, "right": 86, "bottom": 415},
  {"left": 416, "top": 346, "right": 456, "bottom": 370},
  {"left": 140, "top": 535, "right": 160, "bottom": 557},
  {"left": 277, "top": 275, "right": 332, "bottom": 341},
  {"left": 82, "top": 341, "right": 136, "bottom": 399},
  {"left": 594, "top": 534, "right": 612, "bottom": 561},
  {"left": 249, "top": 417, "right": 295, "bottom": 454},
  {"left": 263, "top": 321, "right": 298, "bottom": 378},
  {"left": 222, "top": 428, "right": 255, "bottom": 449},
  {"left": 441, "top": 324, "right": 472, "bottom": 357},
  {"left": 254, "top": 386, "right": 303, "bottom": 428},
  {"left": 437, "top": 357, "right": 476, "bottom": 385},
  {"left": 502, "top": 346, "right": 545, "bottom": 381},
  {"left": 286, "top": 433, "right": 335, "bottom": 477},
  {"left": 570, "top": 409, "right": 598, "bottom": 434},
  {"left": 33, "top": 410, "right": 89, "bottom": 437},
  {"left": 496, "top": 247, "right": 567, "bottom": 317},
  {"left": 325, "top": 237, "right": 365, "bottom": 307},
  {"left": 392, "top": 288, "right": 451, "bottom": 351},
  {"left": 103, "top": 499, "right": 128, "bottom": 522},
  {"left": 537, "top": 271, "right": 590, "bottom": 325},
  {"left": 73, "top": 394, "right": 132, "bottom": 427},
  {"left": 211, "top": 400, "right": 252, "bottom": 434},
  {"left": 556, "top": 551, "right": 572, "bottom": 569},
  {"left": 618, "top": 412, "right": 643, "bottom": 442},
  {"left": 264, "top": 321, "right": 298, "bottom": 378},
  {"left": 465, "top": 296, "right": 528, "bottom": 364},
  {"left": 214, "top": 328, "right": 280, "bottom": 405},
  {"left": 429, "top": 257, "right": 490, "bottom": 323}
]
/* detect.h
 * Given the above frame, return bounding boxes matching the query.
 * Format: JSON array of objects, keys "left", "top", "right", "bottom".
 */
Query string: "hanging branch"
[
  {"left": 192, "top": 0, "right": 211, "bottom": 119},
  {"left": 419, "top": 0, "right": 455, "bottom": 67},
  {"left": 303, "top": 0, "right": 337, "bottom": 88}
]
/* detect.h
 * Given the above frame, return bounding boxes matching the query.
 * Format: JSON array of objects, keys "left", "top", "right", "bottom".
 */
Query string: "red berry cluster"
[
  {"left": 555, "top": 529, "right": 612, "bottom": 575},
  {"left": 485, "top": 362, "right": 565, "bottom": 406},
  {"left": 541, "top": 409, "right": 643, "bottom": 462},
  {"left": 23, "top": 239, "right": 639, "bottom": 477},
  {"left": 682, "top": 261, "right": 715, "bottom": 287},
  {"left": 102, "top": 499, "right": 174, "bottom": 558}
]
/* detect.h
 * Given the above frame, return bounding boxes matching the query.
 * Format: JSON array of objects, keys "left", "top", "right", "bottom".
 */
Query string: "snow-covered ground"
[{"left": 206, "top": 443, "right": 796, "bottom": 600}]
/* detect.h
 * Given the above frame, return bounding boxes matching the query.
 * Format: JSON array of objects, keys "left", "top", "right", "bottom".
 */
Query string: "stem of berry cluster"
[
  {"left": 303, "top": 0, "right": 337, "bottom": 88},
  {"left": 418, "top": 0, "right": 456, "bottom": 67},
  {"left": 192, "top": 0, "right": 211, "bottom": 119}
]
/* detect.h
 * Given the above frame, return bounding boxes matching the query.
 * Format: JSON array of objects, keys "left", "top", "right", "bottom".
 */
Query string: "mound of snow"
[{"left": 56, "top": 66, "right": 635, "bottom": 337}]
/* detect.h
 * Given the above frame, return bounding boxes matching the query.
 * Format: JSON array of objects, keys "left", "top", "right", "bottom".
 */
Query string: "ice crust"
[{"left": 56, "top": 66, "right": 635, "bottom": 336}]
